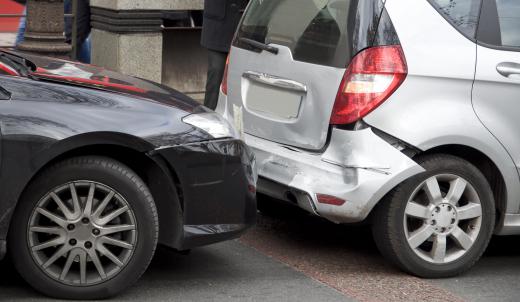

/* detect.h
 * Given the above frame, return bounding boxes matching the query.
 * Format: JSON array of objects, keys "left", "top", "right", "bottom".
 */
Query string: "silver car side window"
[
  {"left": 495, "top": 0, "right": 520, "bottom": 47},
  {"left": 428, "top": 0, "right": 482, "bottom": 39}
]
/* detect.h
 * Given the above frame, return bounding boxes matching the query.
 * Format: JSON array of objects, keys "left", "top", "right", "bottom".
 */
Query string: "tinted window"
[
  {"left": 236, "top": 0, "right": 350, "bottom": 67},
  {"left": 429, "top": 0, "right": 482, "bottom": 39},
  {"left": 496, "top": 0, "right": 520, "bottom": 47}
]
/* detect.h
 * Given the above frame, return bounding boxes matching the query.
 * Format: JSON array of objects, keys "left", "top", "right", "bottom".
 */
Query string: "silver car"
[{"left": 217, "top": 0, "right": 520, "bottom": 277}]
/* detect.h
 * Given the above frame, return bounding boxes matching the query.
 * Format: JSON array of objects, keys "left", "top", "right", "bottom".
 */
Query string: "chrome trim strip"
[{"left": 243, "top": 71, "right": 308, "bottom": 93}]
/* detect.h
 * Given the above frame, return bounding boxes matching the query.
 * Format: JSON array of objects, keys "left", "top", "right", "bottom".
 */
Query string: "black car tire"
[
  {"left": 9, "top": 156, "right": 158, "bottom": 299},
  {"left": 372, "top": 154, "right": 495, "bottom": 278}
]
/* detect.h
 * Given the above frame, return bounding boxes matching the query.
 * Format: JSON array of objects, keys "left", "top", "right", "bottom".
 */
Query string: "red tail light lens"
[
  {"left": 330, "top": 45, "right": 407, "bottom": 125},
  {"left": 221, "top": 55, "right": 230, "bottom": 96}
]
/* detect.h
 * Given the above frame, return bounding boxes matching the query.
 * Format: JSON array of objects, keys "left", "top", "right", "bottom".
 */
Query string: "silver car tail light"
[{"left": 330, "top": 45, "right": 408, "bottom": 125}]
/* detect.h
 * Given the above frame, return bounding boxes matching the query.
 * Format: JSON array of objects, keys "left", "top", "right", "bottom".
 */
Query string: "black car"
[{"left": 0, "top": 50, "right": 257, "bottom": 299}]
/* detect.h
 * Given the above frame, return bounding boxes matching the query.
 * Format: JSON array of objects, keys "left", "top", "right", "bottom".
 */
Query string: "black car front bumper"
[
  {"left": 0, "top": 239, "right": 5, "bottom": 261},
  {"left": 153, "top": 138, "right": 257, "bottom": 250}
]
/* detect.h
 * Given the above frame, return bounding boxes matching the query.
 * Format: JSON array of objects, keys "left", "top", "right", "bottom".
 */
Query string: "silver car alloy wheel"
[
  {"left": 28, "top": 181, "right": 137, "bottom": 286},
  {"left": 403, "top": 174, "right": 483, "bottom": 264}
]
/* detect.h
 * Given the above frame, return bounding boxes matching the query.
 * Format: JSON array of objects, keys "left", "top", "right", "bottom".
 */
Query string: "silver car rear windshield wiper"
[{"left": 239, "top": 37, "right": 279, "bottom": 55}]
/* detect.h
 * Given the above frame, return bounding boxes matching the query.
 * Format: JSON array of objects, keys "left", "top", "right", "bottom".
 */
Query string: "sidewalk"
[{"left": 241, "top": 205, "right": 520, "bottom": 302}]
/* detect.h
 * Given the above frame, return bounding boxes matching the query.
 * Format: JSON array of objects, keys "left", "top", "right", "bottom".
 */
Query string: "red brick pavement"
[{"left": 240, "top": 213, "right": 465, "bottom": 302}]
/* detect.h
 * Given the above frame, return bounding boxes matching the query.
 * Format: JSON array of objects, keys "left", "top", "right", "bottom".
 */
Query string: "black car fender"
[{"left": 0, "top": 131, "right": 186, "bottom": 251}]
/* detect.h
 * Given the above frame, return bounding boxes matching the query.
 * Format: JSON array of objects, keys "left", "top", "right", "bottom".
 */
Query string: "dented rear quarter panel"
[
  {"left": 248, "top": 128, "right": 424, "bottom": 223},
  {"left": 365, "top": 0, "right": 520, "bottom": 217}
]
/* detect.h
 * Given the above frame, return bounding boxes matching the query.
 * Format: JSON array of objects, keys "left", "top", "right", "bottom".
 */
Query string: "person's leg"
[
  {"left": 204, "top": 49, "right": 228, "bottom": 110},
  {"left": 15, "top": 8, "right": 27, "bottom": 46},
  {"left": 77, "top": 35, "right": 91, "bottom": 64},
  {"left": 64, "top": 0, "right": 72, "bottom": 42}
]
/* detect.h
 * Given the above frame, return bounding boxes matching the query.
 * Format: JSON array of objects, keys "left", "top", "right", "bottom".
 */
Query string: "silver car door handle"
[
  {"left": 497, "top": 62, "right": 520, "bottom": 79},
  {"left": 243, "top": 71, "right": 308, "bottom": 93}
]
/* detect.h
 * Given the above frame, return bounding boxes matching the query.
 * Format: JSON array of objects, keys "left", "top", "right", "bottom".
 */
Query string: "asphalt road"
[
  {"left": 1, "top": 201, "right": 520, "bottom": 302},
  {"left": 433, "top": 235, "right": 520, "bottom": 302},
  {"left": 0, "top": 241, "right": 348, "bottom": 302}
]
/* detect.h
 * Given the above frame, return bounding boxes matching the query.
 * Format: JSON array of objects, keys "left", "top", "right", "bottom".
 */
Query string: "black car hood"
[{"left": 1, "top": 49, "right": 201, "bottom": 113}]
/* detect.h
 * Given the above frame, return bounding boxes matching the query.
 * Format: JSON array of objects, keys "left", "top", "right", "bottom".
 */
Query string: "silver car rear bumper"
[{"left": 247, "top": 128, "right": 425, "bottom": 223}]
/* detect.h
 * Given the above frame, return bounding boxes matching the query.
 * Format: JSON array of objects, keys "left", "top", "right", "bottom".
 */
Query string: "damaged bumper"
[
  {"left": 155, "top": 138, "right": 257, "bottom": 249},
  {"left": 249, "top": 128, "right": 425, "bottom": 223}
]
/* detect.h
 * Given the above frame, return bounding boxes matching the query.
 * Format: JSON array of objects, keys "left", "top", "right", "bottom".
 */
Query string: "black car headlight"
[{"left": 182, "top": 112, "right": 239, "bottom": 140}]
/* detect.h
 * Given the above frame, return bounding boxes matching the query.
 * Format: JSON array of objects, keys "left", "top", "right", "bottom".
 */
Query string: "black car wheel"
[
  {"left": 9, "top": 156, "right": 158, "bottom": 299},
  {"left": 372, "top": 154, "right": 495, "bottom": 278}
]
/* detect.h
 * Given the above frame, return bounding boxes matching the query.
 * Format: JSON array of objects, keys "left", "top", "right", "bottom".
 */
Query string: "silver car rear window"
[{"left": 235, "top": 0, "right": 352, "bottom": 68}]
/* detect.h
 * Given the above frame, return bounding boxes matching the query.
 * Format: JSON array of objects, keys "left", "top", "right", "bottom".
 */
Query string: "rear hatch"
[{"left": 225, "top": 0, "right": 386, "bottom": 150}]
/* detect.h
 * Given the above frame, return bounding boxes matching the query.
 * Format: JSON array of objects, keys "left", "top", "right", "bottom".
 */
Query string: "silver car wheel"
[
  {"left": 27, "top": 181, "right": 137, "bottom": 286},
  {"left": 403, "top": 174, "right": 482, "bottom": 264}
]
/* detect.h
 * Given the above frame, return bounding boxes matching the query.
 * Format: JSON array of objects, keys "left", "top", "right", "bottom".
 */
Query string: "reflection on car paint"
[{"left": 0, "top": 49, "right": 198, "bottom": 112}]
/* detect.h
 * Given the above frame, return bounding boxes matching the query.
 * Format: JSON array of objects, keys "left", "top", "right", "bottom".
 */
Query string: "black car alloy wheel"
[
  {"left": 9, "top": 156, "right": 159, "bottom": 299},
  {"left": 28, "top": 181, "right": 137, "bottom": 285}
]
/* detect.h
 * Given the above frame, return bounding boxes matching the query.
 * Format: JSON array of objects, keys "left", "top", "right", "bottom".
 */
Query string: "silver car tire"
[
  {"left": 9, "top": 156, "right": 158, "bottom": 299},
  {"left": 372, "top": 154, "right": 495, "bottom": 278}
]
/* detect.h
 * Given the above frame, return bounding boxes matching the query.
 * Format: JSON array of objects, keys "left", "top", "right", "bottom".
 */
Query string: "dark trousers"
[{"left": 204, "top": 49, "right": 228, "bottom": 110}]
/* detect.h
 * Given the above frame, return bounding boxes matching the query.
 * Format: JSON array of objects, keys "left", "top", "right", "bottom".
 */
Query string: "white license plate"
[{"left": 244, "top": 82, "right": 303, "bottom": 120}]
